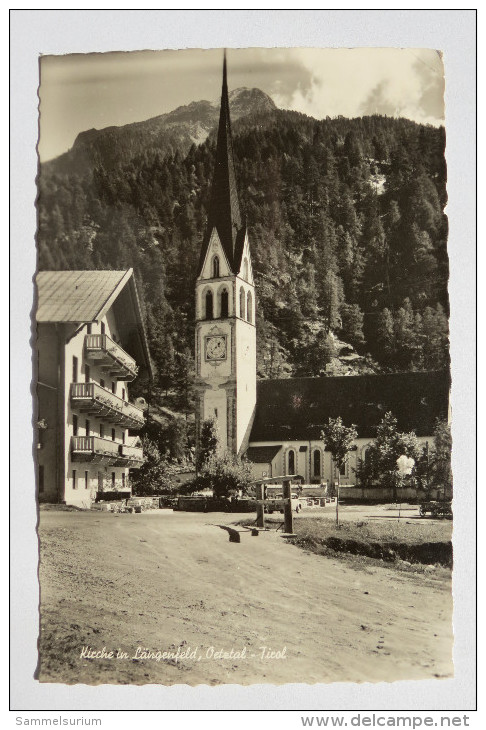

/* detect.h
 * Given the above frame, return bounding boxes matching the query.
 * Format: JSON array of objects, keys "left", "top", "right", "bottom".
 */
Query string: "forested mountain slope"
[{"left": 37, "top": 91, "right": 449, "bottom": 409}]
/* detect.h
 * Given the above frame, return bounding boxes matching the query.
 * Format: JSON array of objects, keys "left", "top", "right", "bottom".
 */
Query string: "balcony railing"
[
  {"left": 71, "top": 435, "right": 121, "bottom": 464},
  {"left": 120, "top": 444, "right": 145, "bottom": 467},
  {"left": 70, "top": 383, "right": 145, "bottom": 430},
  {"left": 71, "top": 436, "right": 145, "bottom": 469},
  {"left": 84, "top": 334, "right": 139, "bottom": 381}
]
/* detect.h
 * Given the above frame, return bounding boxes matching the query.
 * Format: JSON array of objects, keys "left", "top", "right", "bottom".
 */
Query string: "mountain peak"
[
  {"left": 64, "top": 88, "right": 277, "bottom": 170},
  {"left": 227, "top": 87, "right": 276, "bottom": 113}
]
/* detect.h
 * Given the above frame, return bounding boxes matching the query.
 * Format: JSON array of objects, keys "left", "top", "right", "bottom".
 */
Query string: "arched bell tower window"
[
  {"left": 205, "top": 290, "right": 214, "bottom": 320},
  {"left": 288, "top": 449, "right": 295, "bottom": 475},
  {"left": 246, "top": 291, "right": 252, "bottom": 323},
  {"left": 239, "top": 287, "right": 245, "bottom": 320},
  {"left": 313, "top": 450, "right": 321, "bottom": 478},
  {"left": 212, "top": 256, "right": 220, "bottom": 278},
  {"left": 220, "top": 289, "right": 229, "bottom": 318}
]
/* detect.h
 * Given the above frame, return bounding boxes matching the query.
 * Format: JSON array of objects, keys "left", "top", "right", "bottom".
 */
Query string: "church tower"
[{"left": 195, "top": 52, "right": 256, "bottom": 457}]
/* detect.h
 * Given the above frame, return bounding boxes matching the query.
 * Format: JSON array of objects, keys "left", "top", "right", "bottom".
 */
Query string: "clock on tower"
[{"left": 205, "top": 335, "right": 227, "bottom": 361}]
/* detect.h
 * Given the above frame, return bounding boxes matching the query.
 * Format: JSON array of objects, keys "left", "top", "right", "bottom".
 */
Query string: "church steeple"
[
  {"left": 198, "top": 50, "right": 245, "bottom": 276},
  {"left": 194, "top": 49, "right": 256, "bottom": 459}
]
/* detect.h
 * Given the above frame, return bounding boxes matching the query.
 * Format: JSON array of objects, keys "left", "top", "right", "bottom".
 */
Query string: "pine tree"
[{"left": 196, "top": 418, "right": 219, "bottom": 473}]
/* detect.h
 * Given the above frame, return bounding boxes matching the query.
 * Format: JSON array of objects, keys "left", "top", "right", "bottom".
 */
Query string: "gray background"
[{"left": 10, "top": 9, "right": 476, "bottom": 712}]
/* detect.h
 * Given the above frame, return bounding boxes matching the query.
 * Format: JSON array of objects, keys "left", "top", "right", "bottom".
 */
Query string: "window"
[
  {"left": 112, "top": 472, "right": 116, "bottom": 488},
  {"left": 111, "top": 428, "right": 116, "bottom": 442},
  {"left": 72, "top": 470, "right": 77, "bottom": 489},
  {"left": 205, "top": 290, "right": 214, "bottom": 320},
  {"left": 101, "top": 322, "right": 105, "bottom": 335},
  {"left": 246, "top": 291, "right": 252, "bottom": 323},
  {"left": 239, "top": 287, "right": 245, "bottom": 319},
  {"left": 112, "top": 382, "right": 116, "bottom": 394},
  {"left": 72, "top": 414, "right": 78, "bottom": 436},
  {"left": 38, "top": 465, "right": 44, "bottom": 494},
  {"left": 122, "top": 388, "right": 126, "bottom": 401},
  {"left": 243, "top": 257, "right": 249, "bottom": 280},
  {"left": 87, "top": 323, "right": 92, "bottom": 335},
  {"left": 100, "top": 379, "right": 105, "bottom": 389},
  {"left": 214, "top": 408, "right": 218, "bottom": 418},
  {"left": 85, "top": 364, "right": 90, "bottom": 383},
  {"left": 337, "top": 460, "right": 347, "bottom": 477},
  {"left": 122, "top": 430, "right": 125, "bottom": 444},
  {"left": 85, "top": 471, "right": 89, "bottom": 490},
  {"left": 212, "top": 256, "right": 220, "bottom": 278},
  {"left": 100, "top": 423, "right": 104, "bottom": 439},
  {"left": 122, "top": 473, "right": 125, "bottom": 490},
  {"left": 85, "top": 419, "right": 90, "bottom": 436},
  {"left": 220, "top": 289, "right": 229, "bottom": 318},
  {"left": 313, "top": 450, "right": 321, "bottom": 478},
  {"left": 72, "top": 356, "right": 78, "bottom": 383},
  {"left": 288, "top": 449, "right": 295, "bottom": 475}
]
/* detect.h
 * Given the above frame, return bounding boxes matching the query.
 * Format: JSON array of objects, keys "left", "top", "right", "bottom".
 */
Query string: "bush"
[{"left": 185, "top": 453, "right": 253, "bottom": 498}]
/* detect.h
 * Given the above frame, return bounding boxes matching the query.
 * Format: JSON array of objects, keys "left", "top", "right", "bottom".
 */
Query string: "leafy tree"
[
  {"left": 430, "top": 419, "right": 453, "bottom": 497},
  {"left": 130, "top": 436, "right": 174, "bottom": 495},
  {"left": 355, "top": 412, "right": 421, "bottom": 499},
  {"left": 321, "top": 417, "right": 358, "bottom": 525},
  {"left": 190, "top": 452, "right": 253, "bottom": 498}
]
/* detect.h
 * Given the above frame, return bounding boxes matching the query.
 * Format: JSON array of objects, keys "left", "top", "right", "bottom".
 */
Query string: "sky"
[{"left": 38, "top": 47, "right": 445, "bottom": 162}]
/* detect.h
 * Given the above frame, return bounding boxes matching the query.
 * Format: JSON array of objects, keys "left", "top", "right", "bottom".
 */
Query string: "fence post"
[
  {"left": 282, "top": 479, "right": 293, "bottom": 534},
  {"left": 256, "top": 482, "right": 265, "bottom": 528}
]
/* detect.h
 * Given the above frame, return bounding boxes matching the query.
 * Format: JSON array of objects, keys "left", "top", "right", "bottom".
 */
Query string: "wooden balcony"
[
  {"left": 70, "top": 383, "right": 145, "bottom": 430},
  {"left": 84, "top": 334, "right": 139, "bottom": 381},
  {"left": 71, "top": 435, "right": 121, "bottom": 465},
  {"left": 120, "top": 444, "right": 145, "bottom": 467}
]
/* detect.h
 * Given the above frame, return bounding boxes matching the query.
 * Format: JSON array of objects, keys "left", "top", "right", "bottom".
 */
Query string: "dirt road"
[{"left": 38, "top": 510, "right": 453, "bottom": 685}]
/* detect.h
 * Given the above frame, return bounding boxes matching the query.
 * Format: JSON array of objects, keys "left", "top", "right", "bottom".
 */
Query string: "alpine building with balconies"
[{"left": 36, "top": 269, "right": 153, "bottom": 508}]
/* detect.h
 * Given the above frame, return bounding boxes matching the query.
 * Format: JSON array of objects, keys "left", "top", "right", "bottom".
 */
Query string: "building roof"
[
  {"left": 246, "top": 445, "right": 282, "bottom": 464},
  {"left": 249, "top": 371, "right": 450, "bottom": 442},
  {"left": 36, "top": 270, "right": 132, "bottom": 323},
  {"left": 36, "top": 268, "right": 153, "bottom": 376},
  {"left": 197, "top": 52, "right": 246, "bottom": 277}
]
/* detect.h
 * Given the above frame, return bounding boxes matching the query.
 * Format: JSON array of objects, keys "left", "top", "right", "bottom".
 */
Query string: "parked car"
[{"left": 265, "top": 494, "right": 303, "bottom": 513}]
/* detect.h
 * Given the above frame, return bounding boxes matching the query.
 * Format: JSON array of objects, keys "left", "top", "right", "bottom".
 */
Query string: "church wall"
[
  {"left": 196, "top": 280, "right": 235, "bottom": 321},
  {"left": 247, "top": 436, "right": 433, "bottom": 486},
  {"left": 235, "top": 317, "right": 256, "bottom": 454},
  {"left": 199, "top": 230, "right": 232, "bottom": 281},
  {"left": 203, "top": 387, "right": 228, "bottom": 452}
]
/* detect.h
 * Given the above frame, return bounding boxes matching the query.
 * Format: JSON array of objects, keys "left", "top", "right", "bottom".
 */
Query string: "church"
[{"left": 194, "top": 54, "right": 450, "bottom": 486}]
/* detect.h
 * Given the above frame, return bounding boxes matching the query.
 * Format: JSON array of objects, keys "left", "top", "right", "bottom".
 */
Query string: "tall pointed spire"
[{"left": 198, "top": 50, "right": 245, "bottom": 275}]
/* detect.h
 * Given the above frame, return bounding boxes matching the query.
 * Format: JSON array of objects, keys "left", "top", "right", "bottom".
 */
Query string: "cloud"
[{"left": 270, "top": 48, "right": 445, "bottom": 126}]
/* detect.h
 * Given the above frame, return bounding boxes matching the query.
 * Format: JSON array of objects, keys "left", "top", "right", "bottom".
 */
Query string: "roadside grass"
[
  {"left": 39, "top": 503, "right": 87, "bottom": 512},
  {"left": 237, "top": 513, "right": 453, "bottom": 570}
]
